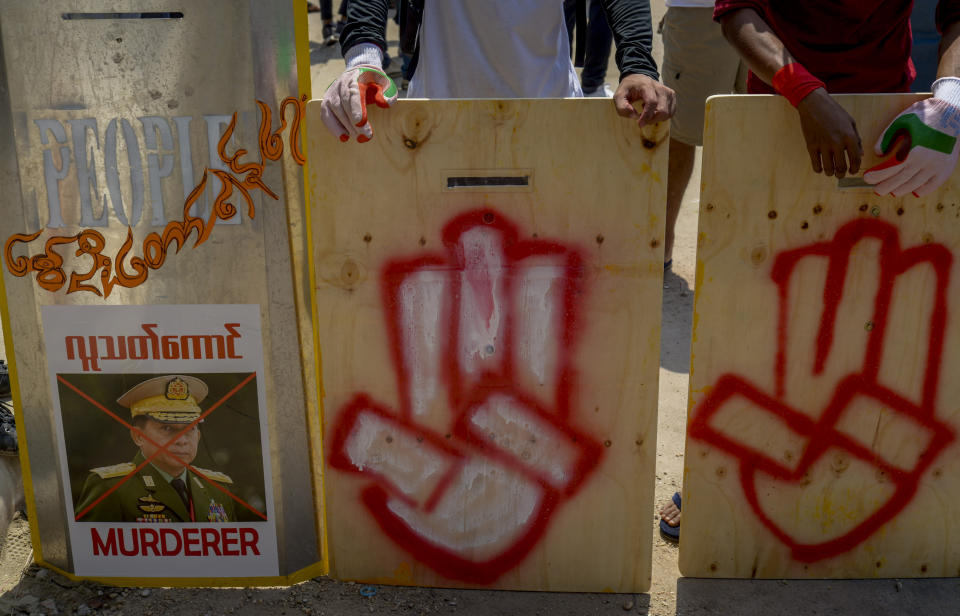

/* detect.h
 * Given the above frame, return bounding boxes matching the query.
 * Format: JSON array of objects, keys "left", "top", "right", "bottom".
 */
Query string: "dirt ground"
[{"left": 3, "top": 4, "right": 960, "bottom": 616}]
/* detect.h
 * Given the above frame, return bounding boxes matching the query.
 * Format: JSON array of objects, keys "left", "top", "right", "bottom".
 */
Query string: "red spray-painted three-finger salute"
[{"left": 328, "top": 209, "right": 605, "bottom": 584}]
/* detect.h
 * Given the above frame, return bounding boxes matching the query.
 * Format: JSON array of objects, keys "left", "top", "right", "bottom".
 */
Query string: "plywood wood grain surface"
[
  {"left": 682, "top": 94, "right": 960, "bottom": 578},
  {"left": 305, "top": 99, "right": 667, "bottom": 591}
]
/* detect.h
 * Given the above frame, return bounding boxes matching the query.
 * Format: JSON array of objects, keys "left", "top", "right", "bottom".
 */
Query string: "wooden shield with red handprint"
[
  {"left": 307, "top": 99, "right": 668, "bottom": 591},
  {"left": 683, "top": 94, "right": 960, "bottom": 578}
]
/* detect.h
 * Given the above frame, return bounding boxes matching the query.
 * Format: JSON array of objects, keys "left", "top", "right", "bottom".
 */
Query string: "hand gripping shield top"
[
  {"left": 689, "top": 218, "right": 955, "bottom": 563},
  {"left": 863, "top": 77, "right": 960, "bottom": 197},
  {"left": 327, "top": 209, "right": 604, "bottom": 584}
]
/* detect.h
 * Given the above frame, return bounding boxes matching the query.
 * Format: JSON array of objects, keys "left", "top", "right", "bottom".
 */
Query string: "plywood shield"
[
  {"left": 0, "top": 0, "right": 323, "bottom": 585},
  {"left": 682, "top": 94, "right": 960, "bottom": 578},
  {"left": 306, "top": 99, "right": 666, "bottom": 591}
]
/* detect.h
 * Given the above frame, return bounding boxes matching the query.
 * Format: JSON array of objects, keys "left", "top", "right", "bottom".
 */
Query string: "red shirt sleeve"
[
  {"left": 714, "top": 0, "right": 768, "bottom": 22},
  {"left": 936, "top": 0, "right": 960, "bottom": 33},
  {"left": 712, "top": 1, "right": 914, "bottom": 93}
]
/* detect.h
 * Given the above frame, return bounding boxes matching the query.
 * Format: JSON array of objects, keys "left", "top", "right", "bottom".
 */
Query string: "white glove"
[
  {"left": 863, "top": 77, "right": 960, "bottom": 197},
  {"left": 320, "top": 44, "right": 398, "bottom": 143}
]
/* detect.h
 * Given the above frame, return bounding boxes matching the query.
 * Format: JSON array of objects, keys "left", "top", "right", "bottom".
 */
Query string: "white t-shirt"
[
  {"left": 664, "top": 1, "right": 715, "bottom": 7},
  {"left": 407, "top": 0, "right": 582, "bottom": 99}
]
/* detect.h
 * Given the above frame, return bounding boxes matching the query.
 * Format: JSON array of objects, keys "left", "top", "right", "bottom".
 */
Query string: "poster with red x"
[{"left": 41, "top": 304, "right": 278, "bottom": 578}]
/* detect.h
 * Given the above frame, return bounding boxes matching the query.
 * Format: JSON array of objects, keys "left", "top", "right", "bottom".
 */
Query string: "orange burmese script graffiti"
[
  {"left": 2, "top": 95, "right": 308, "bottom": 297},
  {"left": 258, "top": 97, "right": 307, "bottom": 165}
]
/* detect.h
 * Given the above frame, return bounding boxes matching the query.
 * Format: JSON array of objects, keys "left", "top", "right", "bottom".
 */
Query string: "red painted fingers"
[{"left": 328, "top": 209, "right": 604, "bottom": 583}]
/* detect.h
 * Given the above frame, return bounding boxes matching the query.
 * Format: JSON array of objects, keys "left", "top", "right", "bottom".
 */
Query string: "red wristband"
[{"left": 772, "top": 63, "right": 826, "bottom": 107}]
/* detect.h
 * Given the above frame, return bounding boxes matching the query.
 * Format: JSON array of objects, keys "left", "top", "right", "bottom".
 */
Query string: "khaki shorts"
[{"left": 661, "top": 7, "right": 745, "bottom": 146}]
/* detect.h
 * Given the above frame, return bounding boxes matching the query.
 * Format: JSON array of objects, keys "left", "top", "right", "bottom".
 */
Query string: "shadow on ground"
[
  {"left": 309, "top": 36, "right": 402, "bottom": 66},
  {"left": 676, "top": 577, "right": 960, "bottom": 616},
  {"left": 660, "top": 269, "right": 693, "bottom": 374},
  {"left": 0, "top": 564, "right": 656, "bottom": 616},
  {"left": 309, "top": 38, "right": 341, "bottom": 66}
]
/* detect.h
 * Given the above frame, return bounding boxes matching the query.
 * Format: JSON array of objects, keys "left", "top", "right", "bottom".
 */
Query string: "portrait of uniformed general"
[{"left": 74, "top": 375, "right": 237, "bottom": 523}]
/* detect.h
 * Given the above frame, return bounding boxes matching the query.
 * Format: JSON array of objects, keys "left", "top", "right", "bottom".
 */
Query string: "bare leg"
[{"left": 665, "top": 137, "right": 696, "bottom": 265}]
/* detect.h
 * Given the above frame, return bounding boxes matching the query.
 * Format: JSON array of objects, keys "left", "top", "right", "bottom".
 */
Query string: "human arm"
[
  {"left": 338, "top": 0, "right": 390, "bottom": 63},
  {"left": 938, "top": 23, "right": 960, "bottom": 78},
  {"left": 717, "top": 6, "right": 862, "bottom": 178},
  {"left": 601, "top": 0, "right": 676, "bottom": 127},
  {"left": 862, "top": 15, "right": 960, "bottom": 196},
  {"left": 320, "top": 0, "right": 398, "bottom": 142},
  {"left": 937, "top": 2, "right": 960, "bottom": 78}
]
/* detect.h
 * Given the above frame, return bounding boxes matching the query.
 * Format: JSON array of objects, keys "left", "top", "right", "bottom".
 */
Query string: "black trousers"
[{"left": 563, "top": 0, "right": 613, "bottom": 92}]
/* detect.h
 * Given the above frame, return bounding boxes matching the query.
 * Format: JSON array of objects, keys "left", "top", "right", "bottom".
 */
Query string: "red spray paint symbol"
[
  {"left": 328, "top": 209, "right": 603, "bottom": 584},
  {"left": 690, "top": 218, "right": 955, "bottom": 562}
]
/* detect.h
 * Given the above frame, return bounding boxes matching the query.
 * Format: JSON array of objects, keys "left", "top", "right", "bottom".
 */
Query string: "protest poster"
[{"left": 41, "top": 304, "right": 277, "bottom": 577}]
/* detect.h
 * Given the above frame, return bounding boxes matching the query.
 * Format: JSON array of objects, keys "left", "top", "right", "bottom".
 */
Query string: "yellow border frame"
[
  {"left": 0, "top": 250, "right": 41, "bottom": 561},
  {"left": 0, "top": 0, "right": 330, "bottom": 586},
  {"left": 293, "top": 0, "right": 332, "bottom": 576},
  {"left": 32, "top": 559, "right": 328, "bottom": 589}
]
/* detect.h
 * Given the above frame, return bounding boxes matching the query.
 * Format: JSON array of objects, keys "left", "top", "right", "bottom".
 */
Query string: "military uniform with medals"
[
  {"left": 74, "top": 452, "right": 235, "bottom": 522},
  {"left": 73, "top": 375, "right": 236, "bottom": 523}
]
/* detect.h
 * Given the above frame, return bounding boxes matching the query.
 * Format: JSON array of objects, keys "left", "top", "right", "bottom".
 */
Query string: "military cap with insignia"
[{"left": 118, "top": 374, "right": 208, "bottom": 423}]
